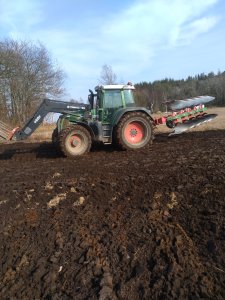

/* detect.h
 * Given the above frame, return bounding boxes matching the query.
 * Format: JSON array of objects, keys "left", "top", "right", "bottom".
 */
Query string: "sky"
[{"left": 0, "top": 0, "right": 225, "bottom": 101}]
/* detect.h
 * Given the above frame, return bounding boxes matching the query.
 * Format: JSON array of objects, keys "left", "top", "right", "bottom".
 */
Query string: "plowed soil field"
[{"left": 0, "top": 130, "right": 225, "bottom": 299}]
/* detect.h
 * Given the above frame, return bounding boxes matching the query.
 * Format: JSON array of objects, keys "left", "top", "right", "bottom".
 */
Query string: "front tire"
[
  {"left": 115, "top": 112, "right": 153, "bottom": 150},
  {"left": 59, "top": 125, "right": 91, "bottom": 157},
  {"left": 52, "top": 127, "right": 59, "bottom": 144}
]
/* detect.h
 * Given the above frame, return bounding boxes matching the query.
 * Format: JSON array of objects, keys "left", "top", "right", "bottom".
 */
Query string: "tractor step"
[
  {"left": 169, "top": 114, "right": 217, "bottom": 136},
  {"left": 102, "top": 124, "right": 112, "bottom": 138}
]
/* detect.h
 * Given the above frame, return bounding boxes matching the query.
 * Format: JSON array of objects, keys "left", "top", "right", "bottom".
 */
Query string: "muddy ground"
[{"left": 0, "top": 130, "right": 225, "bottom": 299}]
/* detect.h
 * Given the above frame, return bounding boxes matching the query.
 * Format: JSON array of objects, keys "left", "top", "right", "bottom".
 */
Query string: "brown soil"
[{"left": 0, "top": 130, "right": 224, "bottom": 299}]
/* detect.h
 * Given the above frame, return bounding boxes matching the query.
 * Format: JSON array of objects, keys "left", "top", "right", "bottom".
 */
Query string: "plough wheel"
[
  {"left": 59, "top": 125, "right": 91, "bottom": 157},
  {"left": 166, "top": 120, "right": 176, "bottom": 129},
  {"left": 115, "top": 112, "right": 153, "bottom": 150}
]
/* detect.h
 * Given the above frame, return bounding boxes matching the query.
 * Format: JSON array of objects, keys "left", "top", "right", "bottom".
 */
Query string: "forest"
[{"left": 134, "top": 71, "right": 225, "bottom": 112}]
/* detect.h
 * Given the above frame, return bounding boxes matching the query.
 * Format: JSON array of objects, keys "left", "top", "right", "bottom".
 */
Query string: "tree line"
[
  {"left": 96, "top": 64, "right": 225, "bottom": 112},
  {"left": 134, "top": 71, "right": 225, "bottom": 112},
  {"left": 0, "top": 39, "right": 65, "bottom": 124}
]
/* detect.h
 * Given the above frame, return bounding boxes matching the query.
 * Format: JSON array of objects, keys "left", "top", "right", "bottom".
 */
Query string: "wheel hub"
[
  {"left": 70, "top": 136, "right": 81, "bottom": 147},
  {"left": 130, "top": 128, "right": 138, "bottom": 137},
  {"left": 124, "top": 121, "right": 145, "bottom": 144},
  {"left": 72, "top": 139, "right": 79, "bottom": 146}
]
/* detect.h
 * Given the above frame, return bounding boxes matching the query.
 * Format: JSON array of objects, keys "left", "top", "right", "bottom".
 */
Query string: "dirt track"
[{"left": 0, "top": 130, "right": 225, "bottom": 299}]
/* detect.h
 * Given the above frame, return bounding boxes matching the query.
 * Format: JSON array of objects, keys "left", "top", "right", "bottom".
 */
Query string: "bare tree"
[
  {"left": 0, "top": 38, "right": 66, "bottom": 124},
  {"left": 99, "top": 64, "right": 117, "bottom": 85}
]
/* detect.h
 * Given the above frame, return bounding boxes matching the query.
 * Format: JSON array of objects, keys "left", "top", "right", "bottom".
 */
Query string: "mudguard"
[
  {"left": 69, "top": 121, "right": 95, "bottom": 140},
  {"left": 112, "top": 107, "right": 154, "bottom": 126}
]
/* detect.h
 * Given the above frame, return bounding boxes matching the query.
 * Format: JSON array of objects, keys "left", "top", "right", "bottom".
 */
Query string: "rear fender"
[{"left": 112, "top": 107, "right": 154, "bottom": 127}]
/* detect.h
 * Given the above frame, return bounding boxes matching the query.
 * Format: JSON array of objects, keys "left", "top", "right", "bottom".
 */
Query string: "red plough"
[{"left": 154, "top": 96, "right": 217, "bottom": 135}]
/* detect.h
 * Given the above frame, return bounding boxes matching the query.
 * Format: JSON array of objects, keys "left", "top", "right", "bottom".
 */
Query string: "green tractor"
[
  {"left": 0, "top": 82, "right": 216, "bottom": 157},
  {"left": 53, "top": 83, "right": 154, "bottom": 157}
]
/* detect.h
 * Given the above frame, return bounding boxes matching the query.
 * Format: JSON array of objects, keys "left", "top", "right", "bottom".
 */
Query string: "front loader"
[{"left": 0, "top": 83, "right": 217, "bottom": 157}]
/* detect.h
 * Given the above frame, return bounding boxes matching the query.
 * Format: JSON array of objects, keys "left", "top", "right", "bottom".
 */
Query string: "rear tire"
[
  {"left": 115, "top": 112, "right": 153, "bottom": 150},
  {"left": 59, "top": 125, "right": 91, "bottom": 157}
]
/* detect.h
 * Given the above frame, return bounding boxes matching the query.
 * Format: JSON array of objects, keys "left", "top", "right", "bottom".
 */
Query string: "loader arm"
[{"left": 14, "top": 99, "right": 87, "bottom": 140}]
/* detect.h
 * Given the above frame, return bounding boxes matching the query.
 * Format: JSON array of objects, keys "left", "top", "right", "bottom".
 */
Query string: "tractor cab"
[{"left": 94, "top": 83, "right": 136, "bottom": 123}]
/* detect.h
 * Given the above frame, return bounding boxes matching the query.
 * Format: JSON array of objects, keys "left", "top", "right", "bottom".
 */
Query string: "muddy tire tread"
[
  {"left": 59, "top": 125, "right": 91, "bottom": 157},
  {"left": 115, "top": 111, "right": 154, "bottom": 150}
]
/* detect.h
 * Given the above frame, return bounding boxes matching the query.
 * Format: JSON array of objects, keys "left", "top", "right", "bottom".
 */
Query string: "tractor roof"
[{"left": 95, "top": 83, "right": 135, "bottom": 91}]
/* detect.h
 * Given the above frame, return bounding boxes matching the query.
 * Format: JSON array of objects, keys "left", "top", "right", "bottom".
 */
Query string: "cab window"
[
  {"left": 123, "top": 89, "right": 135, "bottom": 106},
  {"left": 104, "top": 90, "right": 123, "bottom": 109}
]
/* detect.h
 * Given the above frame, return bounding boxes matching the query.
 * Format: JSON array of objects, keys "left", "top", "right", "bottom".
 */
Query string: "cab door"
[{"left": 102, "top": 90, "right": 124, "bottom": 124}]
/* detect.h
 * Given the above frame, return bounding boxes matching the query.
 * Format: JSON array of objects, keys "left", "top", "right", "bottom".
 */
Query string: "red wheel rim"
[{"left": 124, "top": 121, "right": 145, "bottom": 144}]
